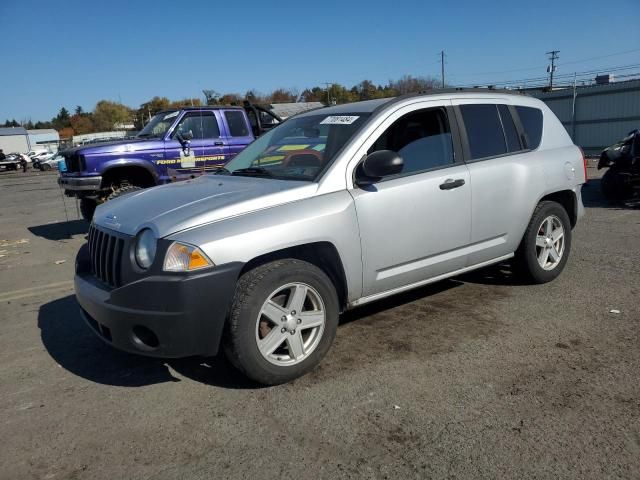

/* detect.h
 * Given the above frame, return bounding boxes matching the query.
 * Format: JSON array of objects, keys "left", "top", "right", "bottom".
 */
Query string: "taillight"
[{"left": 580, "top": 147, "right": 588, "bottom": 184}]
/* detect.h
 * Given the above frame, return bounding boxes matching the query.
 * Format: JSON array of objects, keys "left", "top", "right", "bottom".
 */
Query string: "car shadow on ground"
[
  {"left": 38, "top": 295, "right": 263, "bottom": 389},
  {"left": 29, "top": 220, "right": 87, "bottom": 241},
  {"left": 40, "top": 279, "right": 475, "bottom": 389}
]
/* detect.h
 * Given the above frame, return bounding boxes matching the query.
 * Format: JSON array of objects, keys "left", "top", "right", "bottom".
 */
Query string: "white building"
[{"left": 0, "top": 127, "right": 30, "bottom": 154}]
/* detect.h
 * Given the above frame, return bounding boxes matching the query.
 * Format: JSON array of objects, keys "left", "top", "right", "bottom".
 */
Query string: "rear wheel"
[
  {"left": 514, "top": 201, "right": 572, "bottom": 284},
  {"left": 224, "top": 259, "right": 339, "bottom": 385}
]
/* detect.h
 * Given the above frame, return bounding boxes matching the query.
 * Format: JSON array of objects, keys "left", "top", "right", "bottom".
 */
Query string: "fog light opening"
[{"left": 131, "top": 325, "right": 160, "bottom": 350}]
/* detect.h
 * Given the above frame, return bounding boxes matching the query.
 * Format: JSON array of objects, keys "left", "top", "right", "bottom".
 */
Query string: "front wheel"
[
  {"left": 514, "top": 201, "right": 572, "bottom": 284},
  {"left": 224, "top": 259, "right": 339, "bottom": 385},
  {"left": 79, "top": 198, "right": 97, "bottom": 222}
]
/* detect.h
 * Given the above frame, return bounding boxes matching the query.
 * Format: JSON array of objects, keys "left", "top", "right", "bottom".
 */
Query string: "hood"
[
  {"left": 93, "top": 175, "right": 317, "bottom": 237},
  {"left": 63, "top": 138, "right": 155, "bottom": 156}
]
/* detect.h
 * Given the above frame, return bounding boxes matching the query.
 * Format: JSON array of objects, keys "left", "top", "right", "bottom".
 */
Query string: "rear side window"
[
  {"left": 498, "top": 105, "right": 522, "bottom": 152},
  {"left": 225, "top": 111, "right": 250, "bottom": 137},
  {"left": 515, "top": 106, "right": 543, "bottom": 149},
  {"left": 460, "top": 104, "right": 506, "bottom": 160}
]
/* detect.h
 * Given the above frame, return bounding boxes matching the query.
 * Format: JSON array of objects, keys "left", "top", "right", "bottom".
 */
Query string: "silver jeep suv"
[{"left": 75, "top": 90, "right": 586, "bottom": 384}]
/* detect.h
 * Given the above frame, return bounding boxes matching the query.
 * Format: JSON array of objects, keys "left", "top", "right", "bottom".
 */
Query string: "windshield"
[
  {"left": 220, "top": 113, "right": 370, "bottom": 181},
  {"left": 137, "top": 110, "right": 180, "bottom": 138}
]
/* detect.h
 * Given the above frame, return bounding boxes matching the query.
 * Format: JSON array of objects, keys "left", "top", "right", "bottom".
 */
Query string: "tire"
[
  {"left": 42, "top": 164, "right": 52, "bottom": 171},
  {"left": 80, "top": 199, "right": 97, "bottom": 222},
  {"left": 224, "top": 259, "right": 339, "bottom": 385},
  {"left": 514, "top": 200, "right": 572, "bottom": 284},
  {"left": 106, "top": 184, "right": 144, "bottom": 201},
  {"left": 601, "top": 168, "right": 630, "bottom": 203}
]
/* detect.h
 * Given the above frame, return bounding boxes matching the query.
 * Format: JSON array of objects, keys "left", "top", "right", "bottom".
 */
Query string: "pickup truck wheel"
[
  {"left": 514, "top": 200, "right": 572, "bottom": 284},
  {"left": 79, "top": 199, "right": 97, "bottom": 222},
  {"left": 225, "top": 259, "right": 339, "bottom": 385},
  {"left": 107, "top": 184, "right": 143, "bottom": 201}
]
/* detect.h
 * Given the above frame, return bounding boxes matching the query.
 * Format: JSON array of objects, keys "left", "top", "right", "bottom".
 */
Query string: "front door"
[
  {"left": 165, "top": 111, "right": 223, "bottom": 177},
  {"left": 350, "top": 105, "right": 472, "bottom": 297}
]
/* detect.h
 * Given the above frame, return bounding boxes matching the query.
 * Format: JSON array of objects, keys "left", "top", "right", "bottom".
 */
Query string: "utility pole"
[
  {"left": 546, "top": 50, "right": 560, "bottom": 89},
  {"left": 323, "top": 82, "right": 332, "bottom": 105},
  {"left": 440, "top": 50, "right": 445, "bottom": 88},
  {"left": 571, "top": 72, "right": 578, "bottom": 140}
]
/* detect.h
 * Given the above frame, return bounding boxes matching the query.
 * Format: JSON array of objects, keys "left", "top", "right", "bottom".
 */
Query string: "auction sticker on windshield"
[{"left": 320, "top": 115, "right": 360, "bottom": 125}]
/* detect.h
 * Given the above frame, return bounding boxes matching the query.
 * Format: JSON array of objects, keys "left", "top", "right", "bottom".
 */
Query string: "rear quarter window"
[{"left": 515, "top": 106, "right": 543, "bottom": 150}]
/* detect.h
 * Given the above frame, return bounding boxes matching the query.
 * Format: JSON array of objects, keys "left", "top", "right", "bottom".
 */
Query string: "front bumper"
[
  {"left": 58, "top": 175, "right": 102, "bottom": 191},
  {"left": 74, "top": 244, "right": 242, "bottom": 358}
]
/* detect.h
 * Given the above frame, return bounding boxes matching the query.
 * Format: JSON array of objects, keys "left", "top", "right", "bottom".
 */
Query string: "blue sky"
[{"left": 1, "top": 0, "right": 638, "bottom": 121}]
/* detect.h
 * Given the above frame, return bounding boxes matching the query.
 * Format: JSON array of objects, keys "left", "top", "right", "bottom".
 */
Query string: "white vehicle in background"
[
  {"left": 39, "top": 153, "right": 65, "bottom": 171},
  {"left": 31, "top": 151, "right": 54, "bottom": 169}
]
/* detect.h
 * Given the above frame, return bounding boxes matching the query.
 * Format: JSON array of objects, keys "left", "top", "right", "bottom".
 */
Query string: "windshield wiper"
[
  {"left": 231, "top": 167, "right": 273, "bottom": 177},
  {"left": 214, "top": 167, "right": 231, "bottom": 175}
]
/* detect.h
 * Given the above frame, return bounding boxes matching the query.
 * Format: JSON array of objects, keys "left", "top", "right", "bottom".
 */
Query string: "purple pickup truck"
[{"left": 59, "top": 104, "right": 280, "bottom": 221}]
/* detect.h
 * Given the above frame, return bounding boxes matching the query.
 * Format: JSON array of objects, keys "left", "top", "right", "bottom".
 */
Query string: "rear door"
[
  {"left": 221, "top": 109, "right": 255, "bottom": 164},
  {"left": 452, "top": 100, "right": 541, "bottom": 266}
]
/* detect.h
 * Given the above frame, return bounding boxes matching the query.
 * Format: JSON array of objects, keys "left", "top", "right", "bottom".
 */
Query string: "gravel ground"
[{"left": 0, "top": 164, "right": 638, "bottom": 479}]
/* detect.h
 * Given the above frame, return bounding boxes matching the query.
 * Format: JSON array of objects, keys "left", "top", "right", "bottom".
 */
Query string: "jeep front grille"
[{"left": 88, "top": 225, "right": 125, "bottom": 288}]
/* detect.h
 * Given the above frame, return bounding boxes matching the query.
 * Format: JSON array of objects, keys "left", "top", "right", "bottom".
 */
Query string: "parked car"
[
  {"left": 75, "top": 90, "right": 586, "bottom": 385},
  {"left": 598, "top": 129, "right": 640, "bottom": 202},
  {"left": 0, "top": 152, "right": 30, "bottom": 171},
  {"left": 39, "top": 153, "right": 65, "bottom": 171},
  {"left": 59, "top": 104, "right": 281, "bottom": 221},
  {"left": 31, "top": 151, "right": 54, "bottom": 169}
]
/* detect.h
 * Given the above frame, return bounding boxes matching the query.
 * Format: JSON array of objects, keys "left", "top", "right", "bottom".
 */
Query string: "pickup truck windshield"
[
  {"left": 219, "top": 113, "right": 370, "bottom": 181},
  {"left": 137, "top": 111, "right": 180, "bottom": 138}
]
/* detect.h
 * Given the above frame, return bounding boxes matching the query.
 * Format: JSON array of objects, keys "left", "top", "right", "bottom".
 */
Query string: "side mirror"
[{"left": 356, "top": 150, "right": 403, "bottom": 185}]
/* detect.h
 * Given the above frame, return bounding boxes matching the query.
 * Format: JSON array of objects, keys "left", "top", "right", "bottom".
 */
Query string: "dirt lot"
[{"left": 0, "top": 165, "right": 638, "bottom": 479}]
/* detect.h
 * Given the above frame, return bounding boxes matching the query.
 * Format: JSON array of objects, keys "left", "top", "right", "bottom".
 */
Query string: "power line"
[
  {"left": 449, "top": 47, "right": 640, "bottom": 78},
  {"left": 453, "top": 62, "right": 640, "bottom": 88}
]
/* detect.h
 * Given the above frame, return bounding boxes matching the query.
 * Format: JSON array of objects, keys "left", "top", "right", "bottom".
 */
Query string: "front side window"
[
  {"left": 219, "top": 113, "right": 370, "bottom": 181},
  {"left": 460, "top": 104, "right": 507, "bottom": 160},
  {"left": 173, "top": 112, "right": 220, "bottom": 140},
  {"left": 515, "top": 106, "right": 543, "bottom": 150},
  {"left": 368, "top": 107, "right": 454, "bottom": 175},
  {"left": 225, "top": 110, "right": 250, "bottom": 137}
]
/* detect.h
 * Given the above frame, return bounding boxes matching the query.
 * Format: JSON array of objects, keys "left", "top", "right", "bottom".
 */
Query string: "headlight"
[
  {"left": 134, "top": 229, "right": 157, "bottom": 269},
  {"left": 163, "top": 242, "right": 213, "bottom": 272}
]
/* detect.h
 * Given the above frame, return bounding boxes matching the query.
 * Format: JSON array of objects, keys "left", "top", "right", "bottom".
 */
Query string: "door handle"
[
  {"left": 439, "top": 178, "right": 465, "bottom": 190},
  {"left": 214, "top": 141, "right": 224, "bottom": 146}
]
